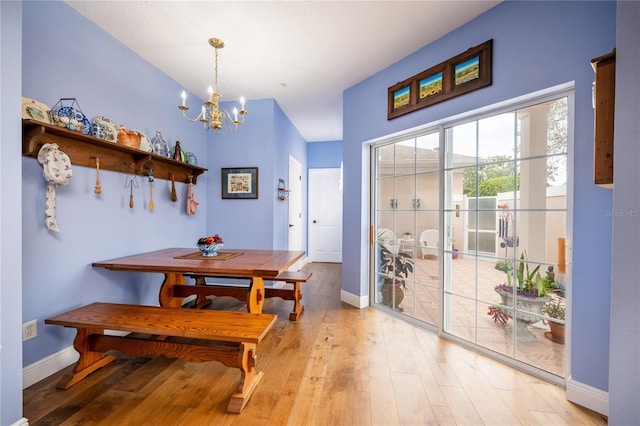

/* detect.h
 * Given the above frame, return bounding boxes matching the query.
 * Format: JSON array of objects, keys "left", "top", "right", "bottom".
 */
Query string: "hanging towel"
[
  {"left": 186, "top": 182, "right": 199, "bottom": 215},
  {"left": 37, "top": 143, "right": 73, "bottom": 232}
]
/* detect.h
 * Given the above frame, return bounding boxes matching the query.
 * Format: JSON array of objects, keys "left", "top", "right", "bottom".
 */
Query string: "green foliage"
[
  {"left": 497, "top": 251, "right": 554, "bottom": 297},
  {"left": 542, "top": 296, "right": 565, "bottom": 320},
  {"left": 378, "top": 244, "right": 414, "bottom": 291},
  {"left": 463, "top": 156, "right": 514, "bottom": 196},
  {"left": 478, "top": 174, "right": 520, "bottom": 197}
]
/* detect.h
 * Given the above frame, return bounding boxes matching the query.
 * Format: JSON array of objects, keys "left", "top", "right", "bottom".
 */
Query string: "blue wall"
[
  {"left": 342, "top": 0, "right": 615, "bottom": 393},
  {"left": 1, "top": 2, "right": 24, "bottom": 423},
  {"left": 308, "top": 140, "right": 343, "bottom": 169}
]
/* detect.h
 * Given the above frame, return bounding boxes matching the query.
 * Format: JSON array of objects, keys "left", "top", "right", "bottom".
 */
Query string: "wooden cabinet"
[
  {"left": 22, "top": 119, "right": 207, "bottom": 184},
  {"left": 591, "top": 49, "right": 615, "bottom": 188}
]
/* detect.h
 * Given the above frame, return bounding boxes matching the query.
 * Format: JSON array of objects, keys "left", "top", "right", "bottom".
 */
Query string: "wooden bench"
[
  {"left": 45, "top": 302, "right": 277, "bottom": 413},
  {"left": 186, "top": 270, "right": 312, "bottom": 321}
]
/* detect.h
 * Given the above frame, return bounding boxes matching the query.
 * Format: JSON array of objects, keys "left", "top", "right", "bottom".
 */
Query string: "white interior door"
[
  {"left": 288, "top": 156, "right": 302, "bottom": 251},
  {"left": 309, "top": 168, "right": 342, "bottom": 262}
]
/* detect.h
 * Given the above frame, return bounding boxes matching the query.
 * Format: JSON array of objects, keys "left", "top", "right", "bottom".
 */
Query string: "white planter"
[{"left": 495, "top": 289, "right": 550, "bottom": 342}]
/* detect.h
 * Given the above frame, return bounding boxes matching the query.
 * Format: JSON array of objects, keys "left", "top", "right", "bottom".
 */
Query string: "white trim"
[
  {"left": 341, "top": 289, "right": 368, "bottom": 308},
  {"left": 566, "top": 376, "right": 609, "bottom": 416},
  {"left": 10, "top": 418, "right": 29, "bottom": 426},
  {"left": 23, "top": 345, "right": 78, "bottom": 389}
]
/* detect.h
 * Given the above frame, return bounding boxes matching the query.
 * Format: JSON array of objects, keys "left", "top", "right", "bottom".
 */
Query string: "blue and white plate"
[
  {"left": 92, "top": 116, "right": 118, "bottom": 142},
  {"left": 55, "top": 106, "right": 91, "bottom": 134}
]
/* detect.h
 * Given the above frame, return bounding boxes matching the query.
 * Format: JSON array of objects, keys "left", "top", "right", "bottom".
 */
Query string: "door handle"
[
  {"left": 289, "top": 224, "right": 294, "bottom": 228},
  {"left": 313, "top": 220, "right": 317, "bottom": 223}
]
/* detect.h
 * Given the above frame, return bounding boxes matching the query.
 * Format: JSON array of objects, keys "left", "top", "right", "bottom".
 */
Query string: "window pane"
[
  {"left": 478, "top": 112, "right": 517, "bottom": 162},
  {"left": 445, "top": 122, "right": 477, "bottom": 169}
]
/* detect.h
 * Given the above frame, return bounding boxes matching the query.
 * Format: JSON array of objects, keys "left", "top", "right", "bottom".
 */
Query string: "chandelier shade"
[{"left": 179, "top": 37, "right": 247, "bottom": 133}]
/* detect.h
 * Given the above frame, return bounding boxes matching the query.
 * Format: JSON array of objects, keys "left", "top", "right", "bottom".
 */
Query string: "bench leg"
[
  {"left": 289, "top": 282, "right": 304, "bottom": 321},
  {"left": 227, "top": 342, "right": 263, "bottom": 413},
  {"left": 55, "top": 328, "right": 117, "bottom": 390}
]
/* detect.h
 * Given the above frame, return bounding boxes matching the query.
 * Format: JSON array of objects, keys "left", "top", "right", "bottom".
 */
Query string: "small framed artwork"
[
  {"left": 449, "top": 39, "right": 492, "bottom": 97},
  {"left": 387, "top": 82, "right": 416, "bottom": 119},
  {"left": 221, "top": 167, "right": 258, "bottom": 199}
]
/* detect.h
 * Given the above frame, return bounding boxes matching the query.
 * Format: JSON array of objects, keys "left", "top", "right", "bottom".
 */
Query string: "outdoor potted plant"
[
  {"left": 378, "top": 243, "right": 414, "bottom": 310},
  {"left": 490, "top": 251, "right": 554, "bottom": 342},
  {"left": 542, "top": 292, "right": 566, "bottom": 344}
]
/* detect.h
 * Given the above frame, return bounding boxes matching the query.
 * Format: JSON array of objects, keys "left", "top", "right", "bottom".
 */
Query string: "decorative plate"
[
  {"left": 92, "top": 116, "right": 118, "bottom": 142},
  {"left": 55, "top": 106, "right": 91, "bottom": 134},
  {"left": 21, "top": 97, "right": 51, "bottom": 124},
  {"left": 133, "top": 130, "right": 153, "bottom": 152}
]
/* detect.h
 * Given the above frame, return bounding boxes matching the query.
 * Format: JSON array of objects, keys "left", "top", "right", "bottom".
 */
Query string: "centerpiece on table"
[{"left": 197, "top": 234, "right": 224, "bottom": 257}]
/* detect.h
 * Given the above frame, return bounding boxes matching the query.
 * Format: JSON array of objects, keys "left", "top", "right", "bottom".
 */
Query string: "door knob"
[{"left": 313, "top": 220, "right": 317, "bottom": 223}]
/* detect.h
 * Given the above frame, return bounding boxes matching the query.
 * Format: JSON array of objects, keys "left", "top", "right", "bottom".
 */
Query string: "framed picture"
[
  {"left": 388, "top": 39, "right": 492, "bottom": 119},
  {"left": 387, "top": 82, "right": 416, "bottom": 119},
  {"left": 221, "top": 167, "right": 258, "bottom": 199}
]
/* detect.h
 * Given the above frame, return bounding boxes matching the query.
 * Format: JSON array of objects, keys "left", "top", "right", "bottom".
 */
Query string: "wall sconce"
[
  {"left": 277, "top": 178, "right": 290, "bottom": 200},
  {"left": 412, "top": 199, "right": 421, "bottom": 209},
  {"left": 390, "top": 199, "right": 398, "bottom": 209}
]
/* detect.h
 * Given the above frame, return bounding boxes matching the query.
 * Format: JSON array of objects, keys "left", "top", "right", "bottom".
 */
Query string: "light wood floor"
[{"left": 24, "top": 262, "right": 607, "bottom": 425}]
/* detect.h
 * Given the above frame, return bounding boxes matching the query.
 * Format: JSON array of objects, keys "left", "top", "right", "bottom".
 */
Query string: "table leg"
[
  {"left": 247, "top": 277, "right": 265, "bottom": 313},
  {"left": 159, "top": 272, "right": 185, "bottom": 307},
  {"left": 192, "top": 276, "right": 213, "bottom": 308}
]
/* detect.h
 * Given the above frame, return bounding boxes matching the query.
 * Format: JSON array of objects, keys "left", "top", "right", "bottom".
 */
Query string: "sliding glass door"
[{"left": 371, "top": 92, "right": 570, "bottom": 379}]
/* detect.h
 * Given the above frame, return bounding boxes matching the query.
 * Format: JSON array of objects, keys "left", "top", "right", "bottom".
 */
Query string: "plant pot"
[
  {"left": 381, "top": 280, "right": 404, "bottom": 309},
  {"left": 545, "top": 321, "right": 565, "bottom": 344},
  {"left": 495, "top": 289, "right": 550, "bottom": 342}
]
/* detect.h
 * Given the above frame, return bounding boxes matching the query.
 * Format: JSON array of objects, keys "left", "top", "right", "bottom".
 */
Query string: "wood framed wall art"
[
  {"left": 221, "top": 167, "right": 259, "bottom": 199},
  {"left": 388, "top": 39, "right": 493, "bottom": 120}
]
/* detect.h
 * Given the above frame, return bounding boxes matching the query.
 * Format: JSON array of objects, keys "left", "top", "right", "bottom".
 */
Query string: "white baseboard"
[
  {"left": 566, "top": 376, "right": 609, "bottom": 416},
  {"left": 11, "top": 418, "right": 29, "bottom": 426},
  {"left": 340, "top": 289, "right": 368, "bottom": 308},
  {"left": 23, "top": 345, "right": 78, "bottom": 389}
]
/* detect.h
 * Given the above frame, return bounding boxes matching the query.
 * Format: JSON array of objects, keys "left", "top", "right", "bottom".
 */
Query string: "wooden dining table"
[{"left": 92, "top": 248, "right": 305, "bottom": 314}]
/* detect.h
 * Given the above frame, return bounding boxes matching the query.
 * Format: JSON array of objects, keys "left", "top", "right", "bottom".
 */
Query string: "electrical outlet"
[{"left": 23, "top": 320, "right": 37, "bottom": 341}]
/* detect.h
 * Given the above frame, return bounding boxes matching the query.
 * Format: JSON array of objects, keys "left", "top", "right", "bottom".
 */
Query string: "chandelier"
[{"left": 179, "top": 37, "right": 247, "bottom": 132}]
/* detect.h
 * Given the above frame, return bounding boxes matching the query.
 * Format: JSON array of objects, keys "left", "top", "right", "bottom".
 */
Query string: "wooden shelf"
[{"left": 22, "top": 119, "right": 207, "bottom": 184}]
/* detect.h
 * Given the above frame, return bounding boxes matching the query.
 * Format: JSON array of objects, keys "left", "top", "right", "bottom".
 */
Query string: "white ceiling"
[{"left": 66, "top": 1, "right": 500, "bottom": 142}]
